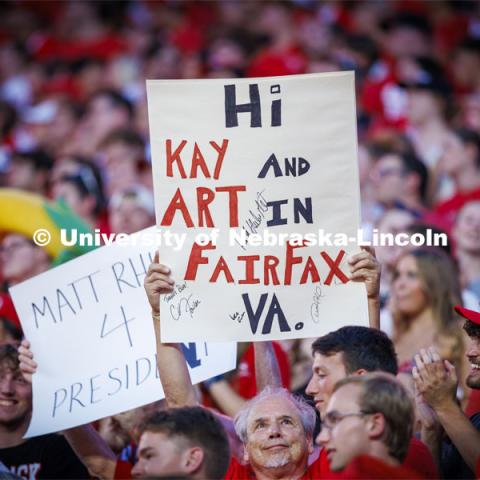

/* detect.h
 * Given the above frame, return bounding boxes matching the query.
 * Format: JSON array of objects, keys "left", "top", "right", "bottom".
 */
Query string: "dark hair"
[
  {"left": 0, "top": 343, "right": 20, "bottom": 370},
  {"left": 58, "top": 160, "right": 106, "bottom": 216},
  {"left": 399, "top": 152, "right": 429, "bottom": 202},
  {"left": 142, "top": 407, "right": 230, "bottom": 479},
  {"left": 311, "top": 326, "right": 398, "bottom": 375},
  {"left": 101, "top": 128, "right": 145, "bottom": 151},
  {"left": 463, "top": 319, "right": 480, "bottom": 339},
  {"left": 90, "top": 89, "right": 134, "bottom": 120},
  {"left": 12, "top": 149, "right": 53, "bottom": 172},
  {"left": 0, "top": 319, "right": 22, "bottom": 342},
  {"left": 453, "top": 128, "right": 480, "bottom": 168}
]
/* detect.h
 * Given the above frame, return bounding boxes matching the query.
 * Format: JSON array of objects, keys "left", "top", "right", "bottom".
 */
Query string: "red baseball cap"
[{"left": 454, "top": 305, "right": 480, "bottom": 325}]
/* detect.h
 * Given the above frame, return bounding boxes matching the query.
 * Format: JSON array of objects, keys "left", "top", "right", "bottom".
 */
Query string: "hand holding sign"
[{"left": 144, "top": 251, "right": 175, "bottom": 315}]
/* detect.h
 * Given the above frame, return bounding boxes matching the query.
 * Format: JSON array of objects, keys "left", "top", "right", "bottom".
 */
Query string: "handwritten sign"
[
  {"left": 9, "top": 227, "right": 237, "bottom": 437},
  {"left": 147, "top": 72, "right": 368, "bottom": 342}
]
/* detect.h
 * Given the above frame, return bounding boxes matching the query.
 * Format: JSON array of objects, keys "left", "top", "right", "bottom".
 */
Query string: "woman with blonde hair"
[{"left": 390, "top": 248, "right": 465, "bottom": 377}]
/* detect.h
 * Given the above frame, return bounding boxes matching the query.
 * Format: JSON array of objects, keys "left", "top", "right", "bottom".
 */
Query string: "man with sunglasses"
[{"left": 316, "top": 373, "right": 425, "bottom": 478}]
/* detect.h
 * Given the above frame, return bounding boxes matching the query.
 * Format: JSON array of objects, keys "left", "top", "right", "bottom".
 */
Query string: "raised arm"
[
  {"left": 144, "top": 252, "right": 197, "bottom": 408},
  {"left": 413, "top": 347, "right": 480, "bottom": 472},
  {"left": 348, "top": 246, "right": 381, "bottom": 329},
  {"left": 144, "top": 252, "right": 244, "bottom": 458},
  {"left": 254, "top": 341, "right": 283, "bottom": 391}
]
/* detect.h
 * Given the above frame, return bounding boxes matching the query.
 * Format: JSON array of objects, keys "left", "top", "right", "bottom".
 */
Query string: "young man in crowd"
[
  {"left": 317, "top": 373, "right": 424, "bottom": 478},
  {"left": 0, "top": 344, "right": 88, "bottom": 479},
  {"left": 131, "top": 407, "right": 230, "bottom": 479},
  {"left": 413, "top": 305, "right": 480, "bottom": 478},
  {"left": 0, "top": 233, "right": 50, "bottom": 287}
]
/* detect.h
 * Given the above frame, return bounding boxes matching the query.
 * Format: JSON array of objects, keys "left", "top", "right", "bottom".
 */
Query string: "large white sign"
[
  {"left": 10, "top": 228, "right": 237, "bottom": 437},
  {"left": 147, "top": 72, "right": 368, "bottom": 342}
]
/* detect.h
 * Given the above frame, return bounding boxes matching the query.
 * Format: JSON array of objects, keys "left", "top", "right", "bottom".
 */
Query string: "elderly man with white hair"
[{"left": 144, "top": 252, "right": 324, "bottom": 479}]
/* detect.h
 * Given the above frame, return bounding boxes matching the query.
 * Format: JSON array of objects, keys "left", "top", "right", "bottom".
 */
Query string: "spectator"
[
  {"left": 131, "top": 407, "right": 230, "bottom": 479},
  {"left": 0, "top": 344, "right": 88, "bottom": 478},
  {"left": 369, "top": 149, "right": 428, "bottom": 215},
  {"left": 389, "top": 248, "right": 463, "bottom": 370},
  {"left": 453, "top": 200, "right": 480, "bottom": 300},
  {"left": 413, "top": 305, "right": 480, "bottom": 478},
  {"left": 432, "top": 128, "right": 480, "bottom": 229},
  {"left": 0, "top": 233, "right": 50, "bottom": 287},
  {"left": 5, "top": 150, "right": 53, "bottom": 196},
  {"left": 109, "top": 185, "right": 154, "bottom": 235},
  {"left": 399, "top": 57, "right": 452, "bottom": 174},
  {"left": 316, "top": 373, "right": 421, "bottom": 478},
  {"left": 304, "top": 325, "right": 437, "bottom": 478},
  {"left": 51, "top": 161, "right": 106, "bottom": 230},
  {"left": 72, "top": 89, "right": 133, "bottom": 157},
  {"left": 99, "top": 129, "right": 147, "bottom": 196}
]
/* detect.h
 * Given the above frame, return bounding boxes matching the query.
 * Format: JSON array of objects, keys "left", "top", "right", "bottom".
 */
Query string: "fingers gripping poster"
[{"left": 147, "top": 72, "right": 369, "bottom": 342}]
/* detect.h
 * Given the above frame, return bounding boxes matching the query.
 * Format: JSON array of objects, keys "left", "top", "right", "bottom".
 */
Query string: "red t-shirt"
[
  {"left": 317, "top": 437, "right": 438, "bottom": 479},
  {"left": 232, "top": 342, "right": 291, "bottom": 399},
  {"left": 114, "top": 460, "right": 132, "bottom": 479},
  {"left": 225, "top": 455, "right": 322, "bottom": 479},
  {"left": 339, "top": 455, "right": 427, "bottom": 479}
]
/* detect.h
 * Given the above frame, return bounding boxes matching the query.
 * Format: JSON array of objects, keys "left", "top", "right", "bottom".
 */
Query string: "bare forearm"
[
  {"left": 368, "top": 297, "right": 380, "bottom": 329},
  {"left": 420, "top": 426, "right": 442, "bottom": 468},
  {"left": 152, "top": 314, "right": 197, "bottom": 407},
  {"left": 254, "top": 341, "right": 282, "bottom": 391},
  {"left": 436, "top": 402, "right": 480, "bottom": 472},
  {"left": 64, "top": 424, "right": 116, "bottom": 479}
]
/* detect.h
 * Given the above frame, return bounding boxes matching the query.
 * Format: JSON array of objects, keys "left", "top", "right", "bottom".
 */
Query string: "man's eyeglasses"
[
  {"left": 321, "top": 411, "right": 370, "bottom": 431},
  {"left": 375, "top": 167, "right": 405, "bottom": 179},
  {"left": 0, "top": 239, "right": 33, "bottom": 255}
]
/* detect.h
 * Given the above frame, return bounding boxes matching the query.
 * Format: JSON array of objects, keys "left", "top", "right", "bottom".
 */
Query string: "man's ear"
[
  {"left": 354, "top": 368, "right": 368, "bottom": 376},
  {"left": 243, "top": 445, "right": 249, "bottom": 463},
  {"left": 366, "top": 412, "right": 385, "bottom": 440},
  {"left": 307, "top": 434, "right": 314, "bottom": 455},
  {"left": 184, "top": 447, "right": 204, "bottom": 474}
]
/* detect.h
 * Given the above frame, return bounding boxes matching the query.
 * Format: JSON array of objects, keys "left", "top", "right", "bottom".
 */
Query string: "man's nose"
[
  {"left": 268, "top": 422, "right": 281, "bottom": 437},
  {"left": 305, "top": 375, "right": 317, "bottom": 396},
  {"left": 0, "top": 377, "right": 14, "bottom": 395},
  {"left": 466, "top": 343, "right": 480, "bottom": 358},
  {"left": 316, "top": 426, "right": 330, "bottom": 446},
  {"left": 131, "top": 462, "right": 143, "bottom": 478}
]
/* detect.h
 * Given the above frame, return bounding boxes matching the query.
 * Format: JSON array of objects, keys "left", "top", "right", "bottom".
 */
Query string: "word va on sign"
[
  {"left": 224, "top": 83, "right": 282, "bottom": 128},
  {"left": 51, "top": 343, "right": 206, "bottom": 418},
  {"left": 185, "top": 242, "right": 349, "bottom": 286}
]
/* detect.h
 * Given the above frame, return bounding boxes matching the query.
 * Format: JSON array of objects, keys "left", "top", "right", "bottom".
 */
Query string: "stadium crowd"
[{"left": 0, "top": 0, "right": 479, "bottom": 478}]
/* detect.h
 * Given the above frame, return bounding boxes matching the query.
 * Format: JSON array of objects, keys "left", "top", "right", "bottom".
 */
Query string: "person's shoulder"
[
  {"left": 223, "top": 457, "right": 254, "bottom": 479},
  {"left": 404, "top": 436, "right": 438, "bottom": 479},
  {"left": 342, "top": 455, "right": 428, "bottom": 479}
]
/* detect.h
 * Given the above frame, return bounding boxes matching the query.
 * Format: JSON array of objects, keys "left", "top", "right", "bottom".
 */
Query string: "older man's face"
[{"left": 244, "top": 396, "right": 312, "bottom": 473}]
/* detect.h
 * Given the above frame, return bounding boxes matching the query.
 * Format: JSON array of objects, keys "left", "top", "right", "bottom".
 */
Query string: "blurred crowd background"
[{"left": 0, "top": 0, "right": 480, "bottom": 461}]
